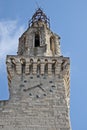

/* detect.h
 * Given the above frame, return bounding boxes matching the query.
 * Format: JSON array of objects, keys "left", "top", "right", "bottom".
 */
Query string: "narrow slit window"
[
  {"left": 44, "top": 60, "right": 48, "bottom": 74},
  {"left": 35, "top": 34, "right": 40, "bottom": 47},
  {"left": 29, "top": 59, "right": 33, "bottom": 74},
  {"left": 37, "top": 59, "right": 41, "bottom": 74},
  {"left": 44, "top": 63, "right": 48, "bottom": 74},
  {"left": 20, "top": 59, "right": 26, "bottom": 74},
  {"left": 50, "top": 36, "right": 55, "bottom": 55},
  {"left": 52, "top": 60, "right": 56, "bottom": 74},
  {"left": 22, "top": 63, "right": 25, "bottom": 74},
  {"left": 50, "top": 37, "right": 53, "bottom": 51}
]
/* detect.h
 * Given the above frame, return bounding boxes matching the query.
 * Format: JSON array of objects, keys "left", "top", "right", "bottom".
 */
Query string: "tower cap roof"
[{"left": 28, "top": 8, "right": 50, "bottom": 28}]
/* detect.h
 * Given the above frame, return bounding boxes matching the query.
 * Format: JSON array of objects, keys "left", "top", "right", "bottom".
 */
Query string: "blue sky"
[{"left": 0, "top": 0, "right": 87, "bottom": 130}]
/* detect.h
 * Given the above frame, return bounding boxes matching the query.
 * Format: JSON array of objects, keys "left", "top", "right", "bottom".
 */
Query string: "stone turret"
[{"left": 18, "top": 8, "right": 61, "bottom": 56}]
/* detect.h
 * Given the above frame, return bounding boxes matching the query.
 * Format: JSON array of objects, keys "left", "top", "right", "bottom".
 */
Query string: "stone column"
[
  {"left": 25, "top": 61, "right": 29, "bottom": 75},
  {"left": 16, "top": 62, "right": 21, "bottom": 75},
  {"left": 33, "top": 63, "right": 37, "bottom": 74},
  {"left": 48, "top": 63, "right": 52, "bottom": 75},
  {"left": 41, "top": 63, "right": 44, "bottom": 74}
]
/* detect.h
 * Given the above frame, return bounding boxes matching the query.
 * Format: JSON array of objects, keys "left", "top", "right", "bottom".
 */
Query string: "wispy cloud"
[{"left": 0, "top": 20, "right": 25, "bottom": 72}]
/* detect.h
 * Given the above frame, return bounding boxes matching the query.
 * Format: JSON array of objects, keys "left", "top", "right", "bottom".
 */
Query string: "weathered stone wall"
[
  {"left": 0, "top": 77, "right": 70, "bottom": 130},
  {"left": 0, "top": 56, "right": 71, "bottom": 130},
  {"left": 18, "top": 21, "right": 61, "bottom": 57},
  {"left": 0, "top": 9, "right": 71, "bottom": 130}
]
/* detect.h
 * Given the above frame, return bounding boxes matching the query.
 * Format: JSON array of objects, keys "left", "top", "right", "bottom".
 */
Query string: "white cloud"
[{"left": 0, "top": 20, "right": 25, "bottom": 72}]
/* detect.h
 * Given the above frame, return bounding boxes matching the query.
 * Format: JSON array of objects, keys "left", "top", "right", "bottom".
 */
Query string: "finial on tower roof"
[{"left": 28, "top": 8, "right": 50, "bottom": 28}]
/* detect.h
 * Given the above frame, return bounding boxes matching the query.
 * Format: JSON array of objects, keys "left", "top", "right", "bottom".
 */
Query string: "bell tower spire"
[
  {"left": 29, "top": 8, "right": 50, "bottom": 28},
  {"left": 18, "top": 8, "right": 61, "bottom": 56}
]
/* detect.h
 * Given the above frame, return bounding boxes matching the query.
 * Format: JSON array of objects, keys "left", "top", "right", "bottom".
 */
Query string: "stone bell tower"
[{"left": 0, "top": 8, "right": 71, "bottom": 130}]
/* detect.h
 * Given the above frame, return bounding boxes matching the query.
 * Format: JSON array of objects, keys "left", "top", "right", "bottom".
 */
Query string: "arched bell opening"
[{"left": 35, "top": 33, "right": 40, "bottom": 47}]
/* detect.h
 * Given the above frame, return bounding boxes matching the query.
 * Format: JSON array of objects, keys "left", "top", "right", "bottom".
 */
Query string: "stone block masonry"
[{"left": 0, "top": 8, "right": 71, "bottom": 130}]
